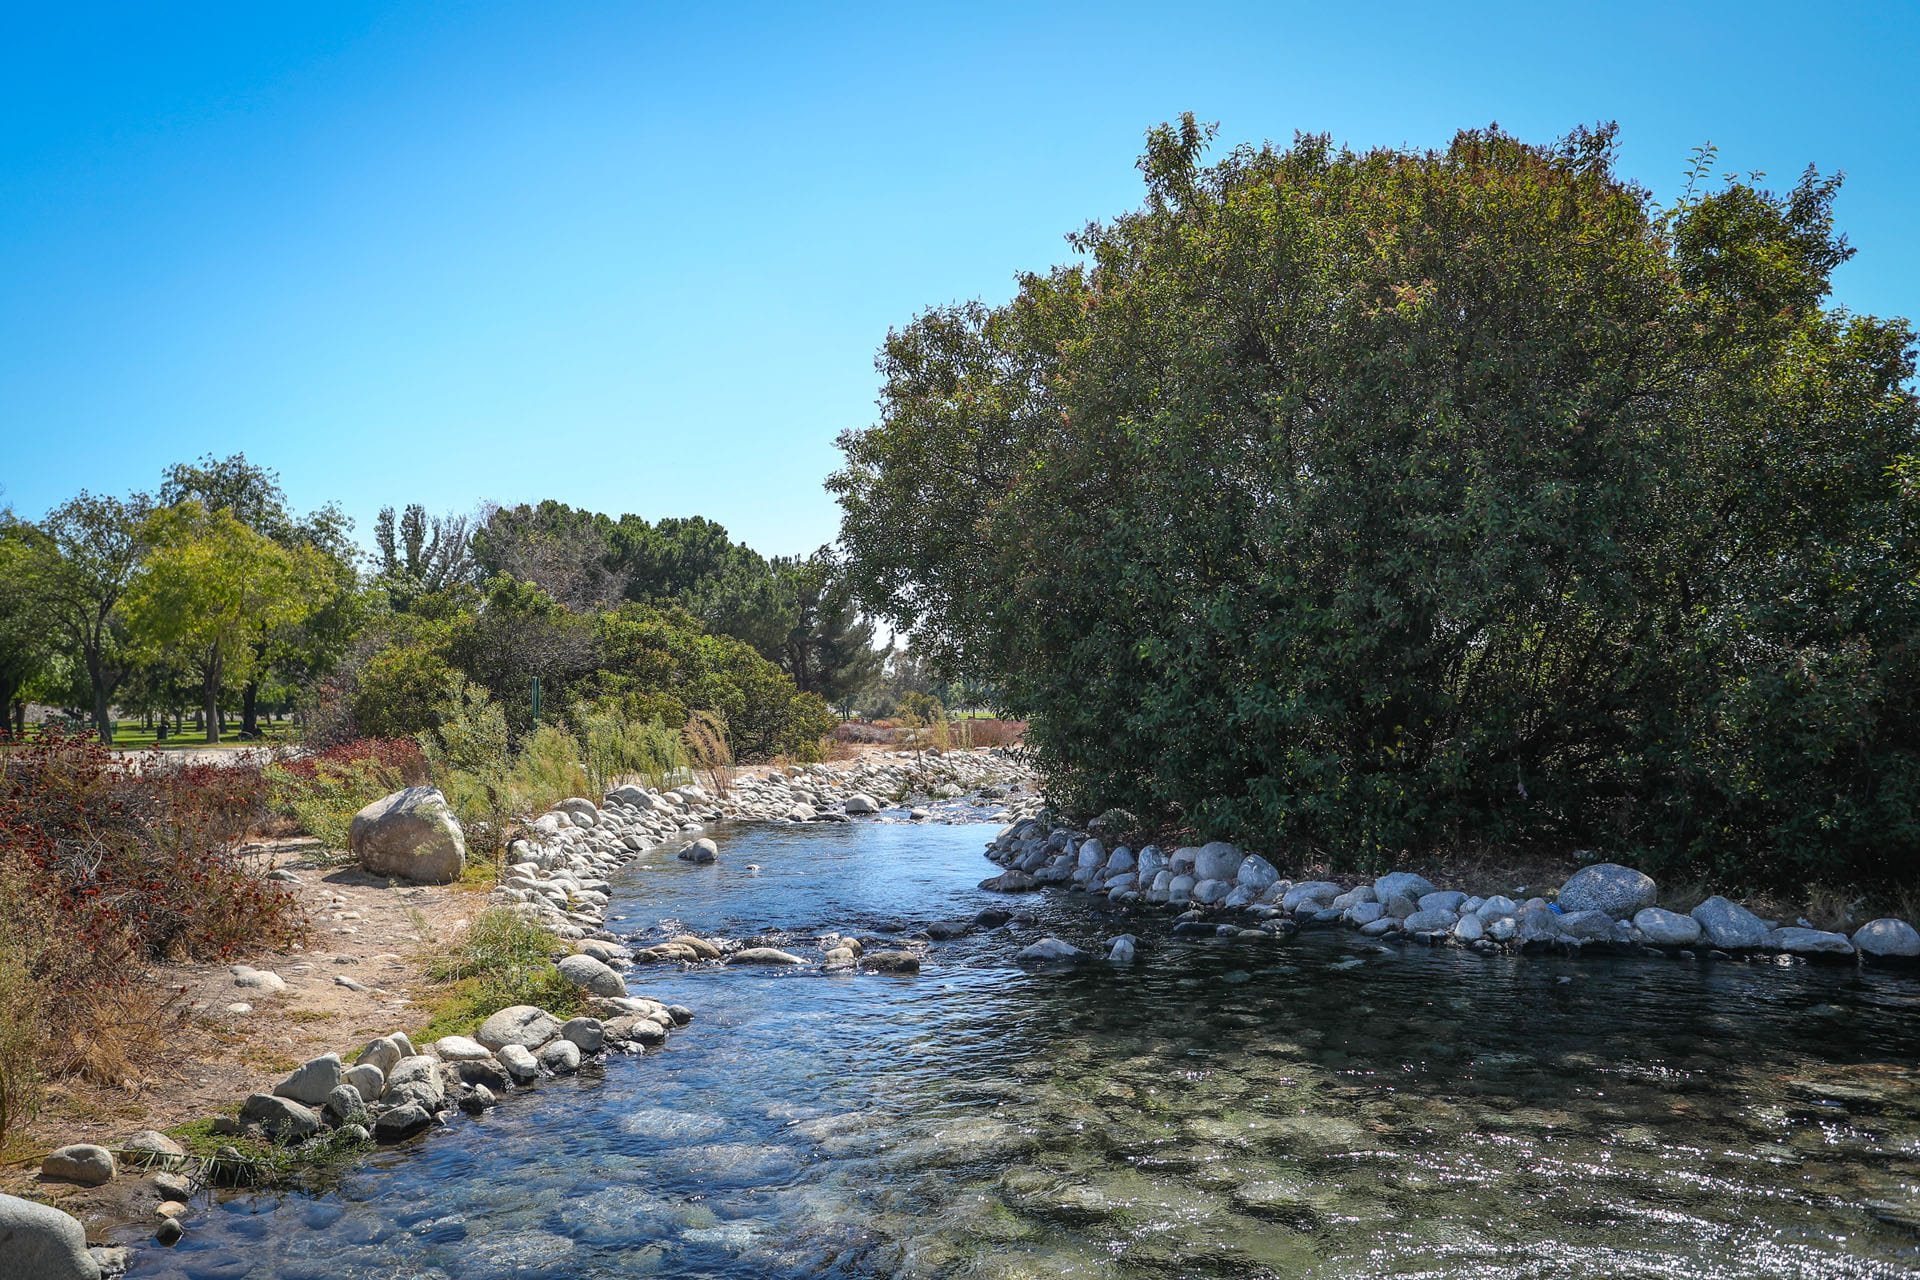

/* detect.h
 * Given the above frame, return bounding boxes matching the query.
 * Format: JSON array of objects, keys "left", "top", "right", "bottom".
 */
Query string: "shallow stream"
[{"left": 129, "top": 821, "right": 1920, "bottom": 1278}]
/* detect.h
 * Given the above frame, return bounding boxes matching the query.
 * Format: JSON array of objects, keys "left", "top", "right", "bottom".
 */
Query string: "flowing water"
[{"left": 129, "top": 821, "right": 1920, "bottom": 1279}]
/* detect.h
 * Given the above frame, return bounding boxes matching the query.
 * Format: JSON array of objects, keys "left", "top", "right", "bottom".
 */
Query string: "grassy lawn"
[{"left": 105, "top": 721, "right": 298, "bottom": 750}]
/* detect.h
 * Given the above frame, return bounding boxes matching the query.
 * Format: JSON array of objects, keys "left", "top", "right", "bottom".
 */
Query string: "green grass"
[
  {"left": 409, "top": 907, "right": 584, "bottom": 1046},
  {"left": 104, "top": 721, "right": 297, "bottom": 751},
  {"left": 166, "top": 1115, "right": 373, "bottom": 1189}
]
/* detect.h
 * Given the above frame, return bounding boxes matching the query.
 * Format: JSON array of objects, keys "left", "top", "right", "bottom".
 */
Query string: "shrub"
[
  {"left": 0, "top": 731, "right": 305, "bottom": 1146},
  {"left": 266, "top": 737, "right": 428, "bottom": 851},
  {"left": 507, "top": 724, "right": 590, "bottom": 812},
  {"left": 575, "top": 702, "right": 687, "bottom": 792},
  {"left": 413, "top": 907, "right": 583, "bottom": 1044}
]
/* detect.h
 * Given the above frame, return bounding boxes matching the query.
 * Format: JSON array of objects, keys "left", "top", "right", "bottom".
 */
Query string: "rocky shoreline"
[
  {"left": 980, "top": 818, "right": 1920, "bottom": 968},
  {"left": 0, "top": 748, "right": 1039, "bottom": 1280}
]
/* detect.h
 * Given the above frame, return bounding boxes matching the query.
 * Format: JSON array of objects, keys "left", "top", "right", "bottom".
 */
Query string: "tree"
[
  {"left": 0, "top": 515, "right": 56, "bottom": 734},
  {"left": 471, "top": 501, "right": 625, "bottom": 610},
  {"left": 124, "top": 502, "right": 334, "bottom": 743},
  {"left": 34, "top": 491, "right": 152, "bottom": 743},
  {"left": 775, "top": 549, "right": 883, "bottom": 713},
  {"left": 375, "top": 504, "right": 477, "bottom": 608},
  {"left": 832, "top": 118, "right": 1920, "bottom": 892}
]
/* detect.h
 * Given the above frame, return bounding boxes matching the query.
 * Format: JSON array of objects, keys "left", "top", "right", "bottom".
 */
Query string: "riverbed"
[{"left": 128, "top": 820, "right": 1920, "bottom": 1278}]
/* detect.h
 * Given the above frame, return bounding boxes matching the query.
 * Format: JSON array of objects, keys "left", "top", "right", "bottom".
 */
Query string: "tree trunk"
[
  {"left": 242, "top": 681, "right": 259, "bottom": 738},
  {"left": 85, "top": 645, "right": 114, "bottom": 745},
  {"left": 203, "top": 644, "right": 223, "bottom": 744}
]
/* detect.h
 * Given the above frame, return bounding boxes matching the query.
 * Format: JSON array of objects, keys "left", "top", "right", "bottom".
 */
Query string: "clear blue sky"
[{"left": 3, "top": 2, "right": 1915, "bottom": 558}]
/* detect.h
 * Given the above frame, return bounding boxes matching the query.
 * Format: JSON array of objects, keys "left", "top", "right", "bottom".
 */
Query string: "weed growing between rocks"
[{"left": 409, "top": 908, "right": 584, "bottom": 1046}]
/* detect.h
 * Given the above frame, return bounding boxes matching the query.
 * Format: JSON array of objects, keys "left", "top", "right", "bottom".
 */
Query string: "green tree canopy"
[{"left": 832, "top": 118, "right": 1920, "bottom": 891}]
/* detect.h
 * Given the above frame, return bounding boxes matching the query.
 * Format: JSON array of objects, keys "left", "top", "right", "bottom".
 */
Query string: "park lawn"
[{"left": 107, "top": 721, "right": 297, "bottom": 750}]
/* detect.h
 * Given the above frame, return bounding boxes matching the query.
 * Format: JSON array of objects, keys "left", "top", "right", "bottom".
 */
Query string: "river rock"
[
  {"left": 41, "top": 1144, "right": 114, "bottom": 1187},
  {"left": 1194, "top": 842, "right": 1244, "bottom": 882},
  {"left": 325, "top": 1084, "right": 370, "bottom": 1127},
  {"left": 229, "top": 964, "right": 285, "bottom": 993},
  {"left": 1476, "top": 895, "right": 1518, "bottom": 919},
  {"left": 1556, "top": 863, "right": 1657, "bottom": 917},
  {"left": 1136, "top": 847, "right": 1167, "bottom": 881},
  {"left": 1766, "top": 927, "right": 1853, "bottom": 956},
  {"left": 1016, "top": 938, "right": 1083, "bottom": 963},
  {"left": 1402, "top": 908, "right": 1459, "bottom": 934},
  {"left": 0, "top": 1192, "right": 99, "bottom": 1280},
  {"left": 1556, "top": 909, "right": 1620, "bottom": 942},
  {"left": 433, "top": 1036, "right": 494, "bottom": 1062},
  {"left": 272, "top": 1054, "right": 343, "bottom": 1107},
  {"left": 344, "top": 1063, "right": 386, "bottom": 1102},
  {"left": 844, "top": 793, "right": 881, "bottom": 814},
  {"left": 979, "top": 869, "right": 1039, "bottom": 892},
  {"left": 1192, "top": 878, "right": 1233, "bottom": 905},
  {"left": 1854, "top": 918, "right": 1920, "bottom": 959},
  {"left": 1107, "top": 934, "right": 1137, "bottom": 964},
  {"left": 1452, "top": 914, "right": 1486, "bottom": 942},
  {"left": 677, "top": 838, "right": 719, "bottom": 864},
  {"left": 1632, "top": 907, "right": 1701, "bottom": 946},
  {"left": 1282, "top": 881, "right": 1341, "bottom": 912},
  {"left": 728, "top": 947, "right": 807, "bottom": 965},
  {"left": 497, "top": 1043, "right": 540, "bottom": 1083},
  {"left": 240, "top": 1094, "right": 320, "bottom": 1143},
  {"left": 373, "top": 1103, "right": 432, "bottom": 1139},
  {"left": 120, "top": 1129, "right": 185, "bottom": 1164},
  {"left": 1691, "top": 896, "right": 1772, "bottom": 949},
  {"left": 1106, "top": 847, "right": 1136, "bottom": 875},
  {"left": 1373, "top": 872, "right": 1438, "bottom": 902},
  {"left": 1345, "top": 901, "right": 1387, "bottom": 926},
  {"left": 862, "top": 951, "right": 920, "bottom": 974},
  {"left": 1076, "top": 838, "right": 1106, "bottom": 868},
  {"left": 557, "top": 954, "right": 627, "bottom": 997},
  {"left": 1167, "top": 874, "right": 1197, "bottom": 905},
  {"left": 350, "top": 787, "right": 465, "bottom": 884},
  {"left": 478, "top": 1005, "right": 562, "bottom": 1053},
  {"left": 355, "top": 1036, "right": 403, "bottom": 1076},
  {"left": 538, "top": 1039, "right": 581, "bottom": 1074},
  {"left": 1236, "top": 854, "right": 1280, "bottom": 894},
  {"left": 560, "top": 1017, "right": 605, "bottom": 1054},
  {"left": 1419, "top": 890, "right": 1468, "bottom": 914}
]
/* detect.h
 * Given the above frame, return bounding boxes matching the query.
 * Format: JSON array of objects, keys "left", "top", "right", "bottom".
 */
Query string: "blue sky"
[{"left": 3, "top": 2, "right": 1915, "bottom": 558}]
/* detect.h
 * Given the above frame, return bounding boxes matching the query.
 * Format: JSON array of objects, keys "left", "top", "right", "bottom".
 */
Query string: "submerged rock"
[
  {"left": 1016, "top": 938, "right": 1084, "bottom": 964},
  {"left": 727, "top": 947, "right": 808, "bottom": 966},
  {"left": 979, "top": 869, "right": 1039, "bottom": 893},
  {"left": 1766, "top": 927, "right": 1853, "bottom": 956}
]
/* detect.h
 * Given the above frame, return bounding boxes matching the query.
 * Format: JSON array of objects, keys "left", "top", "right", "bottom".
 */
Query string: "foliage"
[
  {"left": 124, "top": 501, "right": 336, "bottom": 743},
  {"left": 265, "top": 737, "right": 428, "bottom": 852},
  {"left": 374, "top": 503, "right": 476, "bottom": 609},
  {"left": 575, "top": 701, "right": 688, "bottom": 792},
  {"left": 31, "top": 490, "right": 152, "bottom": 742},
  {"left": 0, "top": 731, "right": 304, "bottom": 1145},
  {"left": 682, "top": 709, "right": 733, "bottom": 796},
  {"left": 833, "top": 118, "right": 1920, "bottom": 893},
  {"left": 506, "top": 723, "right": 592, "bottom": 813},
  {"left": 413, "top": 907, "right": 583, "bottom": 1044}
]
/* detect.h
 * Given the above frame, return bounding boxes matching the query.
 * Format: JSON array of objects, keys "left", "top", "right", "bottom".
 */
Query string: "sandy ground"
[{"left": 4, "top": 836, "right": 485, "bottom": 1235}]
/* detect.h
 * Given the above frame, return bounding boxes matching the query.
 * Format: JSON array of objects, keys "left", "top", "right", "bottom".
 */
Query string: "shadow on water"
[{"left": 130, "top": 822, "right": 1920, "bottom": 1279}]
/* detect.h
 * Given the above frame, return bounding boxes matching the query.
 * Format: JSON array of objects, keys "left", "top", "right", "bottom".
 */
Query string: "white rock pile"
[{"left": 983, "top": 819, "right": 1920, "bottom": 967}]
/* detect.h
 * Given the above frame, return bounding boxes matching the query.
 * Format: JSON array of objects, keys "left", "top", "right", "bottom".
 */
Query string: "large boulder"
[
  {"left": 1691, "top": 896, "right": 1771, "bottom": 949},
  {"left": 476, "top": 1005, "right": 562, "bottom": 1052},
  {"left": 1373, "top": 872, "right": 1437, "bottom": 902},
  {"left": 350, "top": 787, "right": 465, "bottom": 884},
  {"left": 0, "top": 1193, "right": 99, "bottom": 1280},
  {"left": 1236, "top": 854, "right": 1280, "bottom": 895},
  {"left": 1556, "top": 863, "right": 1657, "bottom": 918},
  {"left": 1854, "top": 918, "right": 1920, "bottom": 960},
  {"left": 556, "top": 954, "right": 626, "bottom": 997},
  {"left": 1194, "top": 842, "right": 1244, "bottom": 883},
  {"left": 41, "top": 1144, "right": 114, "bottom": 1187}
]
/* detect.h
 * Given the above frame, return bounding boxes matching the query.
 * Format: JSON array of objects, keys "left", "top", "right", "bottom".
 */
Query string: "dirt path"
[{"left": 4, "top": 837, "right": 484, "bottom": 1233}]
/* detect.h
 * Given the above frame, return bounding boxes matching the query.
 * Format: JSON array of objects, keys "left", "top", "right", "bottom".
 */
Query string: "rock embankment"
[{"left": 981, "top": 819, "right": 1919, "bottom": 968}]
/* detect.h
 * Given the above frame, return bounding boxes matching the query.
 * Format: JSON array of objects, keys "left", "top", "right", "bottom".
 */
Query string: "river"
[{"left": 128, "top": 819, "right": 1920, "bottom": 1278}]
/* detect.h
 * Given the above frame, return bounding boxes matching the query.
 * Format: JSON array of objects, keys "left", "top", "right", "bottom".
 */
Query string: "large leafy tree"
[
  {"left": 832, "top": 118, "right": 1920, "bottom": 891},
  {"left": 0, "top": 514, "right": 56, "bottom": 734},
  {"left": 34, "top": 491, "right": 153, "bottom": 743},
  {"left": 124, "top": 501, "right": 335, "bottom": 743}
]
